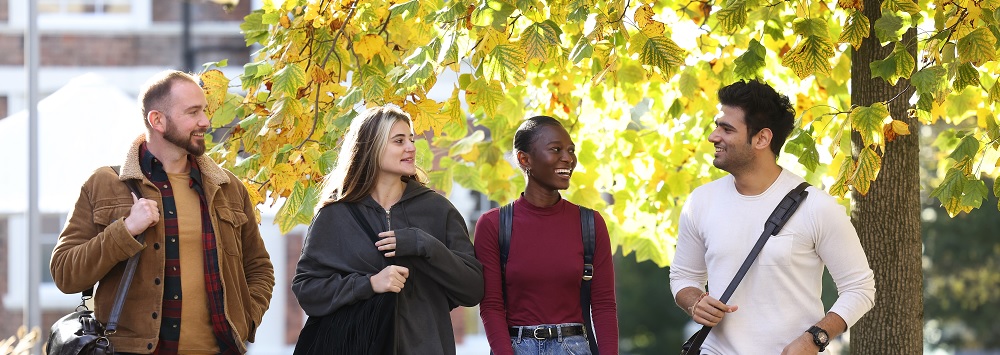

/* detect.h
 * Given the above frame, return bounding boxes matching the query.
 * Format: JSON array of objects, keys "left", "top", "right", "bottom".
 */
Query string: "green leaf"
[
  {"left": 850, "top": 103, "right": 890, "bottom": 147},
  {"left": 472, "top": 0, "right": 516, "bottom": 29},
  {"left": 995, "top": 178, "right": 1000, "bottom": 210},
  {"left": 881, "top": 0, "right": 920, "bottom": 15},
  {"left": 337, "top": 86, "right": 364, "bottom": 109},
  {"left": 985, "top": 113, "right": 999, "bottom": 145},
  {"left": 839, "top": 10, "right": 870, "bottom": 50},
  {"left": 640, "top": 36, "right": 686, "bottom": 75},
  {"left": 948, "top": 135, "right": 980, "bottom": 163},
  {"left": 398, "top": 61, "right": 435, "bottom": 91},
  {"left": 930, "top": 168, "right": 965, "bottom": 199},
  {"left": 361, "top": 64, "right": 389, "bottom": 102},
  {"left": 991, "top": 81, "right": 1000, "bottom": 104},
  {"left": 261, "top": 10, "right": 280, "bottom": 25},
  {"left": 852, "top": 146, "right": 882, "bottom": 195},
  {"left": 521, "top": 20, "right": 562, "bottom": 63},
  {"left": 734, "top": 39, "right": 766, "bottom": 80},
  {"left": 467, "top": 79, "right": 505, "bottom": 117},
  {"left": 273, "top": 63, "right": 307, "bottom": 96},
  {"left": 869, "top": 42, "right": 915, "bottom": 85},
  {"left": 960, "top": 178, "right": 987, "bottom": 209},
  {"left": 793, "top": 18, "right": 830, "bottom": 38},
  {"left": 874, "top": 12, "right": 904, "bottom": 43},
  {"left": 389, "top": 0, "right": 420, "bottom": 19},
  {"left": 716, "top": 0, "right": 748, "bottom": 33},
  {"left": 570, "top": 36, "right": 594, "bottom": 63},
  {"left": 211, "top": 93, "right": 242, "bottom": 127},
  {"left": 427, "top": 162, "right": 455, "bottom": 195},
  {"left": 317, "top": 149, "right": 338, "bottom": 175},
  {"left": 953, "top": 62, "right": 982, "bottom": 91},
  {"left": 202, "top": 59, "right": 229, "bottom": 71},
  {"left": 484, "top": 44, "right": 526, "bottom": 83},
  {"left": 781, "top": 35, "right": 835, "bottom": 78},
  {"left": 784, "top": 129, "right": 821, "bottom": 171},
  {"left": 450, "top": 130, "right": 486, "bottom": 156},
  {"left": 241, "top": 61, "right": 273, "bottom": 90},
  {"left": 233, "top": 153, "right": 261, "bottom": 177},
  {"left": 275, "top": 182, "right": 320, "bottom": 234},
  {"left": 241, "top": 10, "right": 269, "bottom": 46},
  {"left": 911, "top": 65, "right": 948, "bottom": 97},
  {"left": 957, "top": 28, "right": 999, "bottom": 64}
]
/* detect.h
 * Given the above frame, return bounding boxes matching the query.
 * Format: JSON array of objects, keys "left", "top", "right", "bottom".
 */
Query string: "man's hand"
[
  {"left": 781, "top": 333, "right": 820, "bottom": 355},
  {"left": 124, "top": 192, "right": 158, "bottom": 237},
  {"left": 690, "top": 293, "right": 738, "bottom": 327},
  {"left": 370, "top": 265, "right": 410, "bottom": 294}
]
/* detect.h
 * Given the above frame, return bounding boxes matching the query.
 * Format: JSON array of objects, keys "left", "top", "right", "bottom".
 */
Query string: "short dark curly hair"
[{"left": 717, "top": 80, "right": 796, "bottom": 157}]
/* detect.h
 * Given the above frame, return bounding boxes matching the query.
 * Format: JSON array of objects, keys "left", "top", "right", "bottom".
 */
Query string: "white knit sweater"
[{"left": 670, "top": 169, "right": 876, "bottom": 354}]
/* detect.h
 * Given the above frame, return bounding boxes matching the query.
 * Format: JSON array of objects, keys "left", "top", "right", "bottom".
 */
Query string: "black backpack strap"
[
  {"left": 579, "top": 207, "right": 599, "bottom": 354},
  {"left": 346, "top": 203, "right": 394, "bottom": 265},
  {"left": 498, "top": 202, "right": 514, "bottom": 309}
]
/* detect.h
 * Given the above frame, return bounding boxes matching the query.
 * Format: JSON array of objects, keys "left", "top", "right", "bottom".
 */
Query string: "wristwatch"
[{"left": 806, "top": 326, "right": 830, "bottom": 352}]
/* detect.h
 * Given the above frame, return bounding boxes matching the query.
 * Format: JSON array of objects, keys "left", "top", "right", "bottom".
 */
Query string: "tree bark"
[{"left": 849, "top": 1, "right": 923, "bottom": 354}]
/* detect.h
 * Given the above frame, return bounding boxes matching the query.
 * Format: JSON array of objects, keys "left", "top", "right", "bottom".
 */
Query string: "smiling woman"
[
  {"left": 292, "top": 105, "right": 484, "bottom": 355},
  {"left": 474, "top": 116, "right": 620, "bottom": 355}
]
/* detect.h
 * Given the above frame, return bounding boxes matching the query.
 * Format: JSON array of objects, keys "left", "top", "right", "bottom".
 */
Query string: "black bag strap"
[
  {"left": 682, "top": 182, "right": 810, "bottom": 355},
  {"left": 346, "top": 203, "right": 394, "bottom": 265},
  {"left": 579, "top": 207, "right": 599, "bottom": 354},
  {"left": 498, "top": 203, "right": 514, "bottom": 307},
  {"left": 498, "top": 202, "right": 600, "bottom": 354},
  {"left": 104, "top": 165, "right": 145, "bottom": 333}
]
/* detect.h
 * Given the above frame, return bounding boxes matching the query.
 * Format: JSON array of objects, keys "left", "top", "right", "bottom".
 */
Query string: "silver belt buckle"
[{"left": 532, "top": 327, "right": 548, "bottom": 340}]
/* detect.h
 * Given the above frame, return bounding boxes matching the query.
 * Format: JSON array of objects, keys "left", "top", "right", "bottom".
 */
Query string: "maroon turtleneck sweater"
[{"left": 474, "top": 195, "right": 619, "bottom": 355}]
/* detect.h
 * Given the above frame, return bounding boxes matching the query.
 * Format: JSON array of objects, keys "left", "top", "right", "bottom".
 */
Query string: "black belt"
[{"left": 509, "top": 325, "right": 585, "bottom": 339}]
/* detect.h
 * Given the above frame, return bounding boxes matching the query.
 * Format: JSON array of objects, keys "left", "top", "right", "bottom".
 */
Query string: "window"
[
  {"left": 39, "top": 0, "right": 133, "bottom": 15},
  {"left": 8, "top": 0, "right": 151, "bottom": 29},
  {"left": 40, "top": 214, "right": 63, "bottom": 284}
]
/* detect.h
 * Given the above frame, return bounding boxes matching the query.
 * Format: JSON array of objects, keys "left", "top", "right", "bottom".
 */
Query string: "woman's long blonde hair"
[{"left": 317, "top": 106, "right": 426, "bottom": 209}]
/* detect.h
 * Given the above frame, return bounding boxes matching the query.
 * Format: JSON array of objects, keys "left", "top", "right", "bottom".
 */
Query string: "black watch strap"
[{"left": 806, "top": 325, "right": 829, "bottom": 352}]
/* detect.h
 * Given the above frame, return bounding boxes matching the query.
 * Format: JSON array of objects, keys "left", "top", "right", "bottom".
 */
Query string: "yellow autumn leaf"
[
  {"left": 852, "top": 147, "right": 882, "bottom": 195},
  {"left": 356, "top": 34, "right": 386, "bottom": 61},
  {"left": 403, "top": 98, "right": 450, "bottom": 134},
  {"left": 270, "top": 163, "right": 296, "bottom": 197},
  {"left": 633, "top": 3, "right": 654, "bottom": 28},
  {"left": 890, "top": 119, "right": 910, "bottom": 135},
  {"left": 200, "top": 69, "right": 230, "bottom": 119},
  {"left": 641, "top": 21, "right": 666, "bottom": 37}
]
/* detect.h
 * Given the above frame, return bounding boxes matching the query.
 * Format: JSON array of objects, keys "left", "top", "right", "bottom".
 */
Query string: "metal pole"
[
  {"left": 182, "top": 0, "right": 194, "bottom": 72},
  {"left": 25, "top": 0, "right": 42, "bottom": 353}
]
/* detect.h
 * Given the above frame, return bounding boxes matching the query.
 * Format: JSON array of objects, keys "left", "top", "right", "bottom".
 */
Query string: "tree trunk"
[{"left": 849, "top": 1, "right": 923, "bottom": 354}]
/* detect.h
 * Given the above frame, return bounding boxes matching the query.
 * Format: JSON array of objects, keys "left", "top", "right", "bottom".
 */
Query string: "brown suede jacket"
[{"left": 50, "top": 135, "right": 275, "bottom": 353}]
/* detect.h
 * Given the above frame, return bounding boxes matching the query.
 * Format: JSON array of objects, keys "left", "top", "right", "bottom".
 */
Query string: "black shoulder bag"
[
  {"left": 46, "top": 166, "right": 145, "bottom": 355},
  {"left": 499, "top": 202, "right": 600, "bottom": 354},
  {"left": 293, "top": 202, "right": 396, "bottom": 355},
  {"left": 680, "top": 182, "right": 810, "bottom": 355}
]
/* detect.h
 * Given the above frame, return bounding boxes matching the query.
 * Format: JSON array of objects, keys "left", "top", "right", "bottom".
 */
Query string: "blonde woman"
[{"left": 292, "top": 106, "right": 484, "bottom": 355}]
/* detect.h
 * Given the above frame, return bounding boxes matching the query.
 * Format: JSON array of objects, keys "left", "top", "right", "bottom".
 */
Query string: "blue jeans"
[{"left": 510, "top": 323, "right": 592, "bottom": 355}]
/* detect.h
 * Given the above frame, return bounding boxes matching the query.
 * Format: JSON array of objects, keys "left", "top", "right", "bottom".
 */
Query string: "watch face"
[{"left": 818, "top": 332, "right": 829, "bottom": 343}]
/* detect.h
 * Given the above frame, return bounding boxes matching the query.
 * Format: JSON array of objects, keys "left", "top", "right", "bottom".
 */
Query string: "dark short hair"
[
  {"left": 717, "top": 80, "right": 795, "bottom": 156},
  {"left": 513, "top": 115, "right": 563, "bottom": 154},
  {"left": 138, "top": 70, "right": 199, "bottom": 129}
]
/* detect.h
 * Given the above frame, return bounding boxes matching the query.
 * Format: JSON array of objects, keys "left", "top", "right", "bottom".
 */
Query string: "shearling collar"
[{"left": 118, "top": 134, "right": 230, "bottom": 187}]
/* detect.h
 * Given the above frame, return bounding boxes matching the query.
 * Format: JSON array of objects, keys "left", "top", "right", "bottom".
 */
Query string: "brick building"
[{"left": 0, "top": 1, "right": 488, "bottom": 353}]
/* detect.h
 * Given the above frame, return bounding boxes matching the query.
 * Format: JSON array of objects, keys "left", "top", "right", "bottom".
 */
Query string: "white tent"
[{"left": 0, "top": 73, "right": 146, "bottom": 214}]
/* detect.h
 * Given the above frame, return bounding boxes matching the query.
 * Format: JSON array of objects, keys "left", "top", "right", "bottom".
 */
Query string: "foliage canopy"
[{"left": 204, "top": 0, "right": 1000, "bottom": 266}]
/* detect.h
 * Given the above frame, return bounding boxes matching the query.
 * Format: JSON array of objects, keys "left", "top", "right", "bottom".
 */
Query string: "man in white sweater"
[{"left": 669, "top": 80, "right": 876, "bottom": 354}]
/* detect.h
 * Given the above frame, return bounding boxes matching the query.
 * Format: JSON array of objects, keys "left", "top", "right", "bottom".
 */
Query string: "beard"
[{"left": 163, "top": 115, "right": 206, "bottom": 156}]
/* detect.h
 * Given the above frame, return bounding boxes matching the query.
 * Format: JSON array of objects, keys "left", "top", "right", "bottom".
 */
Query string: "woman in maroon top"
[{"left": 475, "top": 116, "right": 619, "bottom": 355}]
